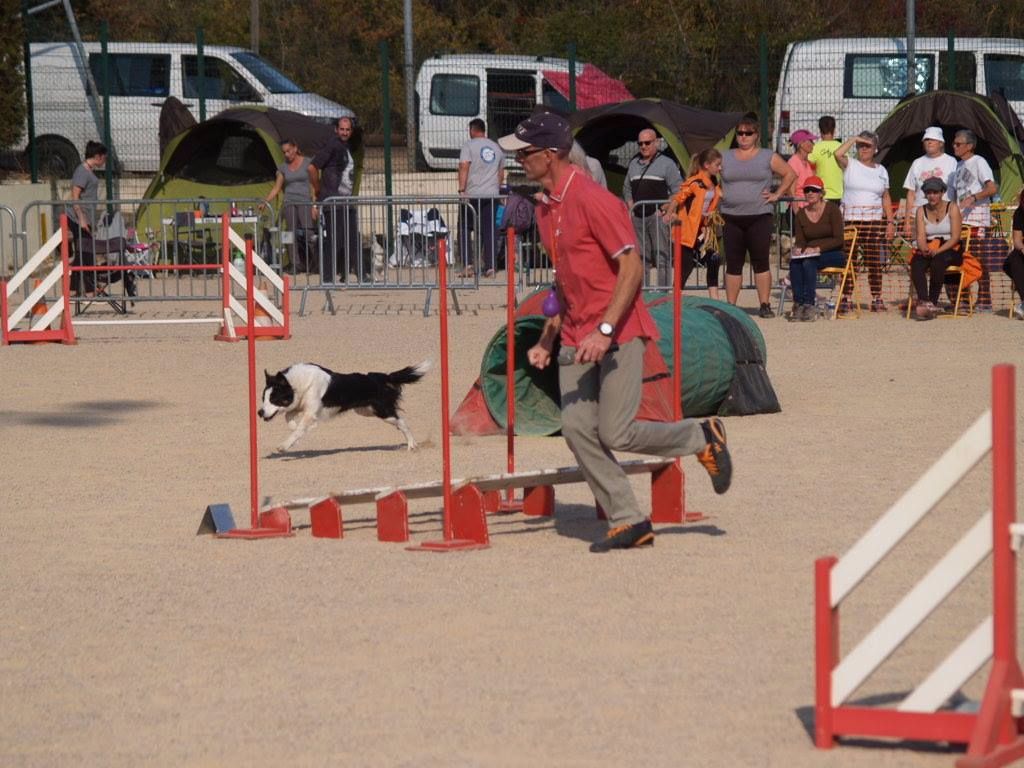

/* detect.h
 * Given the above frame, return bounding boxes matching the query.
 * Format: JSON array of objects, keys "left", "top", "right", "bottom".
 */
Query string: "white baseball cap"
[{"left": 922, "top": 126, "right": 945, "bottom": 143}]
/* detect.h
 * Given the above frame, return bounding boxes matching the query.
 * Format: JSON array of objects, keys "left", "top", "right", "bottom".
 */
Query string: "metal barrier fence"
[
  {"left": 4, "top": 192, "right": 1020, "bottom": 321},
  {"left": 0, "top": 205, "right": 18, "bottom": 280},
  {"left": 15, "top": 198, "right": 266, "bottom": 311}
]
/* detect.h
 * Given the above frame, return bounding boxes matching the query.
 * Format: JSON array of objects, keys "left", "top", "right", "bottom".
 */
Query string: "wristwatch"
[{"left": 598, "top": 321, "right": 614, "bottom": 337}]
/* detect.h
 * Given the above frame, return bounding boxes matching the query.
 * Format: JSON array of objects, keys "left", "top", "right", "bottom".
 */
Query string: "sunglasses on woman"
[{"left": 736, "top": 130, "right": 757, "bottom": 137}]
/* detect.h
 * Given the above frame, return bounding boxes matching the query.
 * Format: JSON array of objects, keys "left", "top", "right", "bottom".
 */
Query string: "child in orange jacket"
[{"left": 664, "top": 148, "right": 723, "bottom": 298}]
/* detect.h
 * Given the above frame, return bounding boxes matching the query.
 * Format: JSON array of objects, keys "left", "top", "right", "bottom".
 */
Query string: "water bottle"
[{"left": 824, "top": 297, "right": 835, "bottom": 319}]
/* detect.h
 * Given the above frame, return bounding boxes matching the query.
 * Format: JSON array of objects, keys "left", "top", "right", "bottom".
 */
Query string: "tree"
[{"left": 0, "top": 9, "right": 26, "bottom": 148}]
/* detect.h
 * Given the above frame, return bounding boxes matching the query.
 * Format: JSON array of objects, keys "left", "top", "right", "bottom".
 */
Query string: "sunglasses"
[
  {"left": 515, "top": 147, "right": 547, "bottom": 161},
  {"left": 924, "top": 189, "right": 944, "bottom": 194},
  {"left": 736, "top": 130, "right": 757, "bottom": 137},
  {"left": 637, "top": 140, "right": 655, "bottom": 146},
  {"left": 952, "top": 141, "right": 968, "bottom": 146},
  {"left": 804, "top": 187, "right": 823, "bottom": 194}
]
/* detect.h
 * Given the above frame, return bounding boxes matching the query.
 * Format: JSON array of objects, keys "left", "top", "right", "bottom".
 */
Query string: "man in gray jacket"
[{"left": 622, "top": 128, "right": 682, "bottom": 286}]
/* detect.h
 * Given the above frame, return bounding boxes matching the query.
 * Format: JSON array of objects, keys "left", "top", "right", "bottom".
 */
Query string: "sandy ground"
[{"left": 1, "top": 285, "right": 1022, "bottom": 768}]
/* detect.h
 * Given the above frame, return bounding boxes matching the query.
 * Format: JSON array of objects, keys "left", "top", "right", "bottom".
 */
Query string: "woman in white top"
[
  {"left": 952, "top": 129, "right": 1000, "bottom": 311},
  {"left": 911, "top": 176, "right": 962, "bottom": 320},
  {"left": 834, "top": 130, "right": 895, "bottom": 311}
]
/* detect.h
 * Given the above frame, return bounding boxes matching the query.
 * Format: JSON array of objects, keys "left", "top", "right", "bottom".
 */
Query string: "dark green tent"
[
  {"left": 570, "top": 98, "right": 742, "bottom": 195},
  {"left": 874, "top": 91, "right": 1024, "bottom": 204},
  {"left": 137, "top": 106, "right": 363, "bottom": 235}
]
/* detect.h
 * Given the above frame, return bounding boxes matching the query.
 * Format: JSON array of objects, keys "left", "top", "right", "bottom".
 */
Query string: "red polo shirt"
[{"left": 536, "top": 168, "right": 659, "bottom": 347}]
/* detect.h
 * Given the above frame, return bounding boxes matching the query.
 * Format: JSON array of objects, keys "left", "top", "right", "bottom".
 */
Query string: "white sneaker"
[{"left": 1014, "top": 302, "right": 1024, "bottom": 321}]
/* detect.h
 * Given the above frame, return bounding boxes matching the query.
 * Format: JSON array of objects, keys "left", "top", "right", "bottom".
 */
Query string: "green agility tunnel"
[{"left": 474, "top": 295, "right": 773, "bottom": 437}]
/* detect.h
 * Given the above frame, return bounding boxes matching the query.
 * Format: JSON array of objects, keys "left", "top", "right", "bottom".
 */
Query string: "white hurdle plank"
[
  {"left": 831, "top": 412, "right": 991, "bottom": 605},
  {"left": 227, "top": 227, "right": 283, "bottom": 292},
  {"left": 1012, "top": 689, "right": 1024, "bottom": 717},
  {"left": 6, "top": 228, "right": 63, "bottom": 298},
  {"left": 74, "top": 318, "right": 223, "bottom": 326},
  {"left": 898, "top": 616, "right": 993, "bottom": 713},
  {"left": 265, "top": 458, "right": 673, "bottom": 512},
  {"left": 227, "top": 262, "right": 284, "bottom": 324},
  {"left": 831, "top": 511, "right": 993, "bottom": 707},
  {"left": 9, "top": 263, "right": 63, "bottom": 327},
  {"left": 30, "top": 296, "right": 65, "bottom": 331}
]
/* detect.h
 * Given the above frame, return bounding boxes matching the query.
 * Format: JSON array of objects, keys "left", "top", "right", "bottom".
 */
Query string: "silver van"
[
  {"left": 23, "top": 42, "right": 352, "bottom": 174},
  {"left": 772, "top": 37, "right": 1024, "bottom": 152}
]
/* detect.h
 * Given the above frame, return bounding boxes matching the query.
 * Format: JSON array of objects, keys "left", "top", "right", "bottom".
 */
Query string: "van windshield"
[{"left": 231, "top": 52, "right": 303, "bottom": 94}]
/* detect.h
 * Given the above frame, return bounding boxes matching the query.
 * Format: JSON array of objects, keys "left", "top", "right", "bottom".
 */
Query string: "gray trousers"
[
  {"left": 632, "top": 213, "right": 672, "bottom": 287},
  {"left": 558, "top": 338, "right": 709, "bottom": 526}
]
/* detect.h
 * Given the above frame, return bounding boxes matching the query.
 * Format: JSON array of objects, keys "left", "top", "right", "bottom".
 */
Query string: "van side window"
[
  {"left": 844, "top": 54, "right": 933, "bottom": 98},
  {"left": 430, "top": 74, "right": 479, "bottom": 116},
  {"left": 89, "top": 53, "right": 170, "bottom": 97},
  {"left": 985, "top": 54, "right": 1024, "bottom": 101},
  {"left": 183, "top": 56, "right": 259, "bottom": 101}
]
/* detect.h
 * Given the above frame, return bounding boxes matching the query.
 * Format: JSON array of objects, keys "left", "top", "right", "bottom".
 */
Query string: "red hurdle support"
[
  {"left": 814, "top": 364, "right": 1023, "bottom": 766},
  {"left": 217, "top": 235, "right": 292, "bottom": 539},
  {"left": 408, "top": 237, "right": 489, "bottom": 552},
  {"left": 650, "top": 225, "right": 688, "bottom": 524},
  {"left": 498, "top": 227, "right": 523, "bottom": 513}
]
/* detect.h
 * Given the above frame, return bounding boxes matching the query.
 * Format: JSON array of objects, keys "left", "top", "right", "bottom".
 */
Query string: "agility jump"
[
  {"left": 1, "top": 213, "right": 288, "bottom": 345},
  {"left": 814, "top": 363, "right": 1023, "bottom": 767}
]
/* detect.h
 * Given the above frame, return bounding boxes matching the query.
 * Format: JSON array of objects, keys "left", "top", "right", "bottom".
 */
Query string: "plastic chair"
[
  {"left": 905, "top": 226, "right": 973, "bottom": 319},
  {"left": 821, "top": 226, "right": 860, "bottom": 319}
]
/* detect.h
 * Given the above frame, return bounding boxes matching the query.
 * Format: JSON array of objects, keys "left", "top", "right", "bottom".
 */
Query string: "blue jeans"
[{"left": 789, "top": 249, "right": 845, "bottom": 305}]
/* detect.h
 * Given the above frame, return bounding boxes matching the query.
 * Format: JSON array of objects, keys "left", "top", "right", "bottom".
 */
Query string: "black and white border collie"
[{"left": 258, "top": 361, "right": 430, "bottom": 452}]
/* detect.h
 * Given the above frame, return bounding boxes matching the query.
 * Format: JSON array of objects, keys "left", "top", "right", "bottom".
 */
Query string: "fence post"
[
  {"left": 100, "top": 21, "right": 114, "bottom": 206},
  {"left": 197, "top": 27, "right": 206, "bottom": 122},
  {"left": 21, "top": 0, "right": 37, "bottom": 182},
  {"left": 567, "top": 42, "right": 577, "bottom": 112},
  {"left": 947, "top": 30, "right": 956, "bottom": 90},
  {"left": 759, "top": 33, "right": 769, "bottom": 148},
  {"left": 380, "top": 41, "right": 394, "bottom": 251},
  {"left": 380, "top": 42, "right": 393, "bottom": 198}
]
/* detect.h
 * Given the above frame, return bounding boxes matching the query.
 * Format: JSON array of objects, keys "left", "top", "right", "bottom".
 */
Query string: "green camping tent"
[
  {"left": 570, "top": 99, "right": 742, "bottom": 196},
  {"left": 874, "top": 91, "right": 1024, "bottom": 205},
  {"left": 136, "top": 106, "right": 362, "bottom": 236}
]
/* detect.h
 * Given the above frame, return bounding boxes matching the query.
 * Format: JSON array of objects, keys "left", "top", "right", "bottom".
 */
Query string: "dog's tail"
[{"left": 387, "top": 360, "right": 431, "bottom": 385}]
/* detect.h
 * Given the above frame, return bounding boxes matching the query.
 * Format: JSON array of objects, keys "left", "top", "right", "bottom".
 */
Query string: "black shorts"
[{"left": 722, "top": 214, "right": 772, "bottom": 275}]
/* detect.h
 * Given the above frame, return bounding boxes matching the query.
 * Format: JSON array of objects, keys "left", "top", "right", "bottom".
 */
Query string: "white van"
[
  {"left": 23, "top": 42, "right": 353, "bottom": 174},
  {"left": 414, "top": 54, "right": 588, "bottom": 170},
  {"left": 772, "top": 37, "right": 1024, "bottom": 152}
]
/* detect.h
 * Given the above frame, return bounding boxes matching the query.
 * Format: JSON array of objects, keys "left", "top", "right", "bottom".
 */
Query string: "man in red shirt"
[{"left": 499, "top": 114, "right": 733, "bottom": 552}]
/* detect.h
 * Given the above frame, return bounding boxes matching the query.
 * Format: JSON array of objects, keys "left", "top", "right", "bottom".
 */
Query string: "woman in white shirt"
[
  {"left": 952, "top": 129, "right": 1000, "bottom": 311},
  {"left": 835, "top": 130, "right": 895, "bottom": 311}
]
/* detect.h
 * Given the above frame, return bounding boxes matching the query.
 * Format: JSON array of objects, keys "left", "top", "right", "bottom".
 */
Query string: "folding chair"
[
  {"left": 821, "top": 226, "right": 860, "bottom": 319},
  {"left": 905, "top": 226, "right": 973, "bottom": 319}
]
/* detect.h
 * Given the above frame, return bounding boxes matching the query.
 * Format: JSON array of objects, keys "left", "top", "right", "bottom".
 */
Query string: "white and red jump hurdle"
[
  {"left": 815, "top": 364, "right": 1023, "bottom": 767},
  {"left": 1, "top": 214, "right": 288, "bottom": 345},
  {"left": 0, "top": 216, "right": 75, "bottom": 345}
]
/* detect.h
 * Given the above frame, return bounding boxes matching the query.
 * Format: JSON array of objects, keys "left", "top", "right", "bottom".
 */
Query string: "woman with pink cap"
[
  {"left": 788, "top": 175, "right": 846, "bottom": 321},
  {"left": 787, "top": 129, "right": 818, "bottom": 207}
]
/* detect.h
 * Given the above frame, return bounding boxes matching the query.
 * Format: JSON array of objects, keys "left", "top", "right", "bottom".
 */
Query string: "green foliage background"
[{"left": 7, "top": 0, "right": 1023, "bottom": 145}]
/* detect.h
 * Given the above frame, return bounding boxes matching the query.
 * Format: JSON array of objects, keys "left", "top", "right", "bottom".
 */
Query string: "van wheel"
[{"left": 31, "top": 138, "right": 80, "bottom": 179}]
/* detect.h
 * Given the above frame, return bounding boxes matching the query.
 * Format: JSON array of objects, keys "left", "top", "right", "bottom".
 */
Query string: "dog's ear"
[{"left": 265, "top": 369, "right": 275, "bottom": 384}]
